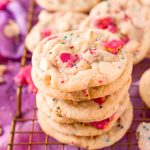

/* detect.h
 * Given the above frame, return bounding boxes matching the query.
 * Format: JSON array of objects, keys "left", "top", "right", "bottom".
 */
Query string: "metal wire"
[{"left": 7, "top": 0, "right": 150, "bottom": 149}]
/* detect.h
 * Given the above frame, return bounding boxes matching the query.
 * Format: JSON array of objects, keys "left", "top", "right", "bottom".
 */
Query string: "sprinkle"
[
  {"left": 61, "top": 80, "right": 64, "bottom": 84},
  {"left": 64, "top": 35, "right": 68, "bottom": 39},
  {"left": 148, "top": 137, "right": 150, "bottom": 140},
  {"left": 99, "top": 106, "right": 102, "bottom": 109},
  {"left": 61, "top": 42, "right": 65, "bottom": 44},
  {"left": 70, "top": 33, "right": 73, "bottom": 36},
  {"left": 49, "top": 52, "right": 52, "bottom": 54},
  {"left": 99, "top": 80, "right": 103, "bottom": 83},
  {"left": 70, "top": 46, "right": 74, "bottom": 49}
]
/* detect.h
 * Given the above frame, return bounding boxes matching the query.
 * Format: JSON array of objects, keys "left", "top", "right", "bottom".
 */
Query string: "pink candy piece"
[
  {"left": 60, "top": 53, "right": 72, "bottom": 63},
  {"left": 93, "top": 97, "right": 105, "bottom": 105},
  {"left": 92, "top": 17, "right": 117, "bottom": 33},
  {"left": 0, "top": 0, "right": 9, "bottom": 10},
  {"left": 15, "top": 65, "right": 37, "bottom": 93},
  {"left": 90, "top": 116, "right": 114, "bottom": 129},
  {"left": 40, "top": 28, "right": 52, "bottom": 39},
  {"left": 47, "top": 35, "right": 58, "bottom": 41},
  {"left": 59, "top": 53, "right": 79, "bottom": 68},
  {"left": 102, "top": 39, "right": 124, "bottom": 54},
  {"left": 121, "top": 35, "right": 129, "bottom": 44}
]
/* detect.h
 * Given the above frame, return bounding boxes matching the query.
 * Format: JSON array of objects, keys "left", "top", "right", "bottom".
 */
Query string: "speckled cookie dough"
[
  {"left": 139, "top": 68, "right": 150, "bottom": 108},
  {"left": 32, "top": 53, "right": 132, "bottom": 101},
  {"left": 137, "top": 122, "right": 150, "bottom": 150},
  {"left": 32, "top": 29, "right": 128, "bottom": 92},
  {"left": 36, "top": 80, "right": 130, "bottom": 123},
  {"left": 25, "top": 11, "right": 87, "bottom": 52},
  {"left": 36, "top": 0, "right": 99, "bottom": 12},
  {"left": 37, "top": 96, "right": 130, "bottom": 137},
  {"left": 80, "top": 0, "right": 150, "bottom": 64},
  {"left": 38, "top": 100, "right": 133, "bottom": 149}
]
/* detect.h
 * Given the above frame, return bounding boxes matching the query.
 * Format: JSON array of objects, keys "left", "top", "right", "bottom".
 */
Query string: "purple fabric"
[{"left": 0, "top": 0, "right": 28, "bottom": 59}]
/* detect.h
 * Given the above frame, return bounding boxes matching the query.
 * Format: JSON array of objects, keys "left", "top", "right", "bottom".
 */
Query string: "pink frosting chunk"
[
  {"left": 90, "top": 116, "right": 114, "bottom": 129},
  {"left": 15, "top": 65, "right": 37, "bottom": 93},
  {"left": 102, "top": 39, "right": 124, "bottom": 54},
  {"left": 93, "top": 97, "right": 105, "bottom": 105},
  {"left": 92, "top": 17, "right": 117, "bottom": 33},
  {"left": 59, "top": 53, "right": 79, "bottom": 68},
  {"left": 40, "top": 28, "right": 52, "bottom": 39}
]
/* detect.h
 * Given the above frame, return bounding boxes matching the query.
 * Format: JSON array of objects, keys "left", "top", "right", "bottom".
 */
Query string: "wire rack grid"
[{"left": 7, "top": 0, "right": 150, "bottom": 150}]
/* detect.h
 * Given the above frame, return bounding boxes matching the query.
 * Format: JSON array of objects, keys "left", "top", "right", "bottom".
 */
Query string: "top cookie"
[
  {"left": 32, "top": 29, "right": 128, "bottom": 92},
  {"left": 80, "top": 0, "right": 150, "bottom": 64},
  {"left": 25, "top": 11, "right": 87, "bottom": 52},
  {"left": 36, "top": 0, "right": 99, "bottom": 12}
]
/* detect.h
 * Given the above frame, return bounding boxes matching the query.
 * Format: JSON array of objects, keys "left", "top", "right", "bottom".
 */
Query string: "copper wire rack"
[{"left": 7, "top": 0, "right": 150, "bottom": 149}]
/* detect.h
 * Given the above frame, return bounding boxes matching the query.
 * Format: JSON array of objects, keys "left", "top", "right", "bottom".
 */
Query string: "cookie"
[
  {"left": 136, "top": 122, "right": 150, "bottom": 150},
  {"left": 38, "top": 100, "right": 133, "bottom": 149},
  {"left": 139, "top": 68, "right": 150, "bottom": 108},
  {"left": 36, "top": 79, "right": 130, "bottom": 123},
  {"left": 38, "top": 97, "right": 129, "bottom": 136},
  {"left": 37, "top": 93, "right": 130, "bottom": 137},
  {"left": 146, "top": 51, "right": 150, "bottom": 58},
  {"left": 80, "top": 0, "right": 150, "bottom": 64},
  {"left": 25, "top": 11, "right": 87, "bottom": 52},
  {"left": 32, "top": 29, "right": 128, "bottom": 92},
  {"left": 32, "top": 52, "right": 132, "bottom": 101},
  {"left": 36, "top": 0, "right": 99, "bottom": 13}
]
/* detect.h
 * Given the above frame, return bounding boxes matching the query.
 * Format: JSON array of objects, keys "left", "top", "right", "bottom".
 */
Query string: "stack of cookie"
[{"left": 32, "top": 29, "right": 133, "bottom": 149}]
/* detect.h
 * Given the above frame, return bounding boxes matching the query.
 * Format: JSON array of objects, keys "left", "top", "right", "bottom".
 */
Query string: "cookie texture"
[
  {"left": 32, "top": 52, "right": 132, "bottom": 101},
  {"left": 37, "top": 93, "right": 130, "bottom": 136},
  {"left": 137, "top": 122, "right": 150, "bottom": 150},
  {"left": 139, "top": 69, "right": 150, "bottom": 108},
  {"left": 38, "top": 101, "right": 133, "bottom": 149},
  {"left": 32, "top": 29, "right": 128, "bottom": 92},
  {"left": 36, "top": 0, "right": 99, "bottom": 12},
  {"left": 36, "top": 80, "right": 130, "bottom": 123},
  {"left": 26, "top": 11, "right": 87, "bottom": 52},
  {"left": 80, "top": 0, "right": 150, "bottom": 64}
]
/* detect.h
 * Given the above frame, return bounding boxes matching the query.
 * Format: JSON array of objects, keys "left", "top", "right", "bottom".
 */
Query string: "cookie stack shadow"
[{"left": 32, "top": 30, "right": 133, "bottom": 149}]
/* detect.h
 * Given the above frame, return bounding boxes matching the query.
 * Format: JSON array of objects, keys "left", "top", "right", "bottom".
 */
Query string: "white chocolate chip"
[
  {"left": 4, "top": 20, "right": 20, "bottom": 38},
  {"left": 99, "top": 62, "right": 114, "bottom": 75},
  {"left": 40, "top": 58, "right": 48, "bottom": 72},
  {"left": 39, "top": 10, "right": 51, "bottom": 20}
]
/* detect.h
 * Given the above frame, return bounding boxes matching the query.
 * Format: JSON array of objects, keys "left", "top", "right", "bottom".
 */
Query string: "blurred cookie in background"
[
  {"left": 25, "top": 11, "right": 87, "bottom": 52},
  {"left": 139, "top": 68, "right": 150, "bottom": 109},
  {"left": 80, "top": 0, "right": 150, "bottom": 65}
]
